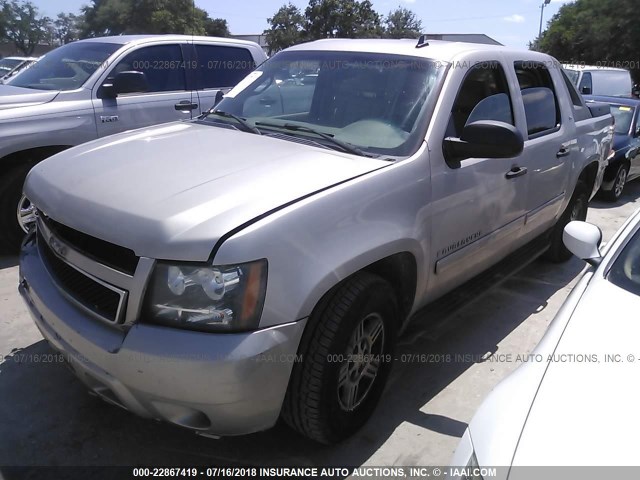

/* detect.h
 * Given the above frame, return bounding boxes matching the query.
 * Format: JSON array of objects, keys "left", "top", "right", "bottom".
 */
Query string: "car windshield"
[
  {"left": 608, "top": 226, "right": 640, "bottom": 296},
  {"left": 564, "top": 68, "right": 579, "bottom": 85},
  {"left": 209, "top": 50, "right": 445, "bottom": 157},
  {"left": 0, "top": 58, "right": 23, "bottom": 73},
  {"left": 7, "top": 42, "right": 120, "bottom": 91},
  {"left": 610, "top": 104, "right": 635, "bottom": 135}
]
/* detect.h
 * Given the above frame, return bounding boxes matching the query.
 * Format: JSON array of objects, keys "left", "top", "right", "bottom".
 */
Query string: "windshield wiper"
[
  {"left": 255, "top": 122, "right": 370, "bottom": 156},
  {"left": 204, "top": 110, "right": 261, "bottom": 135}
]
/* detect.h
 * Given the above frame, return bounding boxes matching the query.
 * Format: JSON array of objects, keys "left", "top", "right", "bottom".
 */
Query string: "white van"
[{"left": 563, "top": 64, "right": 633, "bottom": 97}]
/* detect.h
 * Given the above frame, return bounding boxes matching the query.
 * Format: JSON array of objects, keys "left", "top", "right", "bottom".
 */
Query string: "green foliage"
[
  {"left": 263, "top": 3, "right": 306, "bottom": 55},
  {"left": 1, "top": 0, "right": 50, "bottom": 55},
  {"left": 534, "top": 0, "right": 640, "bottom": 81},
  {"left": 80, "top": 0, "right": 229, "bottom": 37},
  {"left": 384, "top": 6, "right": 422, "bottom": 39},
  {"left": 54, "top": 12, "right": 82, "bottom": 44},
  {"left": 305, "top": 0, "right": 383, "bottom": 40}
]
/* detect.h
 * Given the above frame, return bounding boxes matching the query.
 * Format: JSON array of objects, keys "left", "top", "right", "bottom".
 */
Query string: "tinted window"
[
  {"left": 578, "top": 72, "right": 592, "bottom": 95},
  {"left": 115, "top": 45, "right": 185, "bottom": 93},
  {"left": 515, "top": 62, "right": 561, "bottom": 137},
  {"left": 195, "top": 45, "right": 256, "bottom": 89},
  {"left": 608, "top": 227, "right": 640, "bottom": 297},
  {"left": 447, "top": 62, "right": 514, "bottom": 138},
  {"left": 8, "top": 42, "right": 120, "bottom": 91}
]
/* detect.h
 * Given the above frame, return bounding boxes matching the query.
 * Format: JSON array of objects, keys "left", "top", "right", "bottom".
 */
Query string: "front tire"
[
  {"left": 544, "top": 180, "right": 589, "bottom": 263},
  {"left": 603, "top": 164, "right": 628, "bottom": 202},
  {"left": 0, "top": 162, "right": 35, "bottom": 253},
  {"left": 282, "top": 272, "right": 398, "bottom": 444}
]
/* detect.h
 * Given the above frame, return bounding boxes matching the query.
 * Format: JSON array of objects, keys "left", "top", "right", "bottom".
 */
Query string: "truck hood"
[
  {"left": 0, "top": 85, "right": 59, "bottom": 109},
  {"left": 511, "top": 279, "right": 640, "bottom": 466},
  {"left": 25, "top": 121, "right": 387, "bottom": 261}
]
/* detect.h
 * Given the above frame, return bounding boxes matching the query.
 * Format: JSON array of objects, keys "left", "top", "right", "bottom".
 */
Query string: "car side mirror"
[
  {"left": 98, "top": 71, "right": 149, "bottom": 98},
  {"left": 443, "top": 120, "right": 524, "bottom": 163},
  {"left": 581, "top": 85, "right": 592, "bottom": 95},
  {"left": 213, "top": 90, "right": 224, "bottom": 107},
  {"left": 563, "top": 221, "right": 603, "bottom": 266}
]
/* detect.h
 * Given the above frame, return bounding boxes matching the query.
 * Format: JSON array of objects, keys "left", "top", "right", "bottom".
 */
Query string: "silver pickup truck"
[
  {"left": 18, "top": 38, "right": 613, "bottom": 444},
  {"left": 0, "top": 34, "right": 267, "bottom": 252}
]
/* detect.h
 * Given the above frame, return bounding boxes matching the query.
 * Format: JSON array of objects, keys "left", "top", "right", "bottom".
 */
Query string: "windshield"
[
  {"left": 0, "top": 58, "right": 23, "bottom": 74},
  {"left": 564, "top": 68, "right": 579, "bottom": 85},
  {"left": 609, "top": 226, "right": 640, "bottom": 296},
  {"left": 210, "top": 50, "right": 445, "bottom": 157},
  {"left": 610, "top": 104, "right": 635, "bottom": 135},
  {"left": 7, "top": 42, "right": 120, "bottom": 91}
]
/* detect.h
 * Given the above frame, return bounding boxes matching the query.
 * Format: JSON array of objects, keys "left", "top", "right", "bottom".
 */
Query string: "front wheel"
[
  {"left": 0, "top": 162, "right": 35, "bottom": 253},
  {"left": 544, "top": 180, "right": 589, "bottom": 263},
  {"left": 603, "top": 164, "right": 628, "bottom": 202},
  {"left": 282, "top": 272, "right": 398, "bottom": 444}
]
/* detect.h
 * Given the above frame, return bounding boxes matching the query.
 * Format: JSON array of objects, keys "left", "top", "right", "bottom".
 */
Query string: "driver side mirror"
[
  {"left": 98, "top": 71, "right": 149, "bottom": 99},
  {"left": 581, "top": 85, "right": 592, "bottom": 95},
  {"left": 563, "top": 221, "right": 603, "bottom": 266},
  {"left": 443, "top": 120, "right": 524, "bottom": 163}
]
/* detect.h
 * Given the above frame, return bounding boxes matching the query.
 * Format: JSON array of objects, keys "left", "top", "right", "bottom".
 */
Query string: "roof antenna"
[{"left": 416, "top": 35, "right": 429, "bottom": 48}]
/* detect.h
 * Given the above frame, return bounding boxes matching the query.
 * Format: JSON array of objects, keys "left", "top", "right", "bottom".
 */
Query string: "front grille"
[
  {"left": 37, "top": 230, "right": 125, "bottom": 323},
  {"left": 41, "top": 216, "right": 138, "bottom": 275}
]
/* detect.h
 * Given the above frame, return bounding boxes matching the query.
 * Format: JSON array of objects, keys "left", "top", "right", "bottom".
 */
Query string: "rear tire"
[
  {"left": 0, "top": 162, "right": 35, "bottom": 254},
  {"left": 282, "top": 272, "right": 398, "bottom": 444},
  {"left": 603, "top": 164, "right": 628, "bottom": 202},
  {"left": 544, "top": 180, "right": 589, "bottom": 263}
]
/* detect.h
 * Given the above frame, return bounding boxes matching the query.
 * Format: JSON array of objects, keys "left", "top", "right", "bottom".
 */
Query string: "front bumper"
[{"left": 19, "top": 241, "right": 306, "bottom": 436}]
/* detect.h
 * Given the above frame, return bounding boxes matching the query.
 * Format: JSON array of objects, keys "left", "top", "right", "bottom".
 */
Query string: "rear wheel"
[
  {"left": 282, "top": 272, "right": 398, "bottom": 444},
  {"left": 0, "top": 162, "right": 35, "bottom": 253},
  {"left": 603, "top": 164, "right": 628, "bottom": 202},
  {"left": 544, "top": 180, "right": 589, "bottom": 263}
]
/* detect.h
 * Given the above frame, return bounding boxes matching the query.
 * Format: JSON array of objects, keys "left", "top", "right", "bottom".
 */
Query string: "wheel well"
[
  {"left": 0, "top": 146, "right": 72, "bottom": 174},
  {"left": 578, "top": 161, "right": 600, "bottom": 194},
  {"left": 362, "top": 252, "right": 417, "bottom": 324}
]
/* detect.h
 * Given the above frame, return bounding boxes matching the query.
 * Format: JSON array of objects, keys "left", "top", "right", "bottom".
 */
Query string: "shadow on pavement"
[
  {"left": 0, "top": 256, "right": 18, "bottom": 270},
  {"left": 0, "top": 255, "right": 584, "bottom": 470},
  {"left": 590, "top": 180, "right": 640, "bottom": 211}
]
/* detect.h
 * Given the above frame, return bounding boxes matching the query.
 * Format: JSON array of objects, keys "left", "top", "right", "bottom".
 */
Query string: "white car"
[{"left": 452, "top": 208, "right": 640, "bottom": 475}]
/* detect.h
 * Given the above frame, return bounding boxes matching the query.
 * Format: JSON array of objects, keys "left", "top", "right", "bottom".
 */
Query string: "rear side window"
[
  {"left": 195, "top": 45, "right": 256, "bottom": 89},
  {"left": 447, "top": 61, "right": 514, "bottom": 138},
  {"left": 514, "top": 61, "right": 561, "bottom": 138}
]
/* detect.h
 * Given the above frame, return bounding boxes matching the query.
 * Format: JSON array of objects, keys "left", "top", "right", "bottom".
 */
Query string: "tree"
[
  {"left": 264, "top": 3, "right": 305, "bottom": 54},
  {"left": 304, "top": 0, "right": 382, "bottom": 40},
  {"left": 384, "top": 6, "right": 422, "bottom": 39},
  {"left": 1, "top": 0, "right": 50, "bottom": 55},
  {"left": 53, "top": 12, "right": 81, "bottom": 44},
  {"left": 80, "top": 0, "right": 230, "bottom": 37},
  {"left": 533, "top": 0, "right": 640, "bottom": 81}
]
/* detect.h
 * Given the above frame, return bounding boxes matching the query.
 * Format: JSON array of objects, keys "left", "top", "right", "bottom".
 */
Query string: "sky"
[{"left": 32, "top": 0, "right": 573, "bottom": 49}]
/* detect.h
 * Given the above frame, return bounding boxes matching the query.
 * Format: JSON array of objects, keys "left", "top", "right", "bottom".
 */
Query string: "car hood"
[
  {"left": 0, "top": 84, "right": 59, "bottom": 109},
  {"left": 25, "top": 121, "right": 387, "bottom": 261},
  {"left": 511, "top": 278, "right": 640, "bottom": 466}
]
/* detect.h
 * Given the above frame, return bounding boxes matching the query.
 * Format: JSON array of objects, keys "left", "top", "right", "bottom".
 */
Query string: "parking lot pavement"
[{"left": 1, "top": 182, "right": 640, "bottom": 469}]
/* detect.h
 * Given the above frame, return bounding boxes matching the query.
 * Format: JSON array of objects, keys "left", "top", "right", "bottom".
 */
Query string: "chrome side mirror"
[{"left": 563, "top": 221, "right": 603, "bottom": 266}]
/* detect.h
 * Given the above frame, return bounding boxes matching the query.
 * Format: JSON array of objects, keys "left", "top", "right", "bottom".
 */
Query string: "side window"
[
  {"left": 447, "top": 62, "right": 514, "bottom": 138},
  {"left": 578, "top": 72, "right": 592, "bottom": 95},
  {"left": 113, "top": 44, "right": 186, "bottom": 93},
  {"left": 514, "top": 61, "right": 561, "bottom": 138},
  {"left": 195, "top": 45, "right": 256, "bottom": 89}
]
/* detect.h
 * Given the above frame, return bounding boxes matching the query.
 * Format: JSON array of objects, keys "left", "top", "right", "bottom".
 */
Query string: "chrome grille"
[{"left": 37, "top": 229, "right": 128, "bottom": 324}]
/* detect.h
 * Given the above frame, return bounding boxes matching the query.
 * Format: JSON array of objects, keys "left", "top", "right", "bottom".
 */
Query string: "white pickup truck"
[
  {"left": 19, "top": 38, "right": 613, "bottom": 444},
  {"left": 0, "top": 34, "right": 267, "bottom": 252}
]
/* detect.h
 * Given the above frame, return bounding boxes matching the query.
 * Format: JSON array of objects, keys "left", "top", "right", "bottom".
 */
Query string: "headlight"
[{"left": 142, "top": 259, "right": 267, "bottom": 333}]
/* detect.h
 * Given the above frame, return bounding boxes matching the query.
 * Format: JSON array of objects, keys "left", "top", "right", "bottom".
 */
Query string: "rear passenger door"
[
  {"left": 192, "top": 44, "right": 257, "bottom": 113},
  {"left": 93, "top": 43, "right": 195, "bottom": 137},
  {"left": 511, "top": 61, "right": 574, "bottom": 236}
]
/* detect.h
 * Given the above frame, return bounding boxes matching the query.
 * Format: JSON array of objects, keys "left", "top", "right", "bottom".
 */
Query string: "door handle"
[
  {"left": 556, "top": 146, "right": 571, "bottom": 158},
  {"left": 175, "top": 101, "right": 198, "bottom": 111},
  {"left": 505, "top": 166, "right": 528, "bottom": 179}
]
